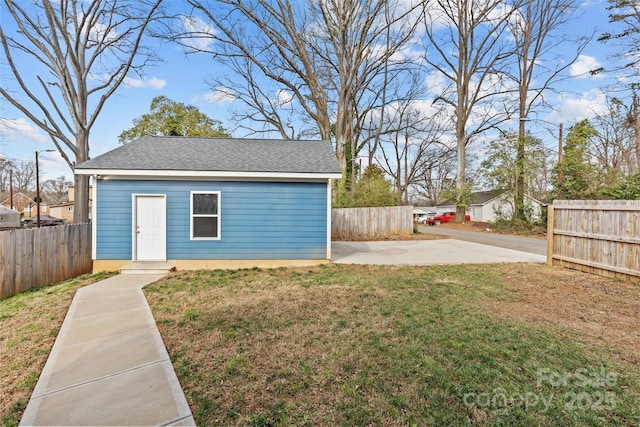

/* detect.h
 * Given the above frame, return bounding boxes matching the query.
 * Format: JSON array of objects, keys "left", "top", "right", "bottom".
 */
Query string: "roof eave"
[{"left": 74, "top": 168, "right": 343, "bottom": 180}]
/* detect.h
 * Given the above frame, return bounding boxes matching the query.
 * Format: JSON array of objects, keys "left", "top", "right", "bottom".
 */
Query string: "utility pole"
[
  {"left": 633, "top": 91, "right": 640, "bottom": 173},
  {"left": 557, "top": 123, "right": 563, "bottom": 198},
  {"left": 9, "top": 168, "right": 14, "bottom": 210},
  {"left": 36, "top": 151, "right": 42, "bottom": 227}
]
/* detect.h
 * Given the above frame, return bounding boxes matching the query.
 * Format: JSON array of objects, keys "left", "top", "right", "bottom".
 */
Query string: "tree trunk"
[
  {"left": 634, "top": 92, "right": 640, "bottom": 172},
  {"left": 73, "top": 130, "right": 90, "bottom": 223},
  {"left": 515, "top": 114, "right": 526, "bottom": 221},
  {"left": 455, "top": 111, "right": 467, "bottom": 223}
]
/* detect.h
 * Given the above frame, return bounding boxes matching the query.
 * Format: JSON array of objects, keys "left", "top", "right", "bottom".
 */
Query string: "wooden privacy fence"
[
  {"left": 0, "top": 223, "right": 92, "bottom": 299},
  {"left": 332, "top": 206, "right": 413, "bottom": 238},
  {"left": 547, "top": 200, "right": 640, "bottom": 283}
]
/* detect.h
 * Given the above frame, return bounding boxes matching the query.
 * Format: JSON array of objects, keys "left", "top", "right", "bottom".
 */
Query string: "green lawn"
[
  {"left": 0, "top": 272, "right": 116, "bottom": 427},
  {"left": 144, "top": 264, "right": 640, "bottom": 426},
  {"left": 1, "top": 264, "right": 638, "bottom": 426}
]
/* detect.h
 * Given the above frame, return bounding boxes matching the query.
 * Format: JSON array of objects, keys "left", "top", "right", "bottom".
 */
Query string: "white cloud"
[
  {"left": 146, "top": 77, "right": 167, "bottom": 89},
  {"left": 0, "top": 118, "right": 48, "bottom": 143},
  {"left": 179, "top": 16, "right": 217, "bottom": 52},
  {"left": 123, "top": 76, "right": 167, "bottom": 89},
  {"left": 404, "top": 99, "right": 446, "bottom": 119},
  {"left": 123, "top": 77, "right": 144, "bottom": 88},
  {"left": 86, "top": 21, "right": 119, "bottom": 45},
  {"left": 424, "top": 71, "right": 450, "bottom": 99},
  {"left": 570, "top": 55, "right": 603, "bottom": 79},
  {"left": 487, "top": 2, "right": 514, "bottom": 23},
  {"left": 276, "top": 89, "right": 293, "bottom": 106},
  {"left": 424, "top": 0, "right": 514, "bottom": 33},
  {"left": 38, "top": 150, "right": 71, "bottom": 180},
  {"left": 423, "top": 4, "right": 450, "bottom": 31},
  {"left": 552, "top": 89, "right": 608, "bottom": 123},
  {"left": 388, "top": 0, "right": 427, "bottom": 36},
  {"left": 204, "top": 87, "right": 237, "bottom": 104}
]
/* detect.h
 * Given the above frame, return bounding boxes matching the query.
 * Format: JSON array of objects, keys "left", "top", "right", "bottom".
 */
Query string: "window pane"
[
  {"left": 193, "top": 217, "right": 218, "bottom": 238},
  {"left": 193, "top": 193, "right": 218, "bottom": 215}
]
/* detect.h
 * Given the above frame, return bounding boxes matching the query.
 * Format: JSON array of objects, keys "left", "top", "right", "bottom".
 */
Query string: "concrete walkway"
[
  {"left": 19, "top": 274, "right": 195, "bottom": 426},
  {"left": 332, "top": 239, "right": 547, "bottom": 265}
]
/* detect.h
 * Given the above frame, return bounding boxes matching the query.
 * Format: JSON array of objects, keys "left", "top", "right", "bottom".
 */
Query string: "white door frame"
[{"left": 132, "top": 194, "right": 167, "bottom": 261}]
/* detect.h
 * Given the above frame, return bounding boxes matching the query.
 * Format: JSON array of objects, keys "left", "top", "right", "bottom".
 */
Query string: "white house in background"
[
  {"left": 426, "top": 190, "right": 545, "bottom": 223},
  {"left": 412, "top": 207, "right": 436, "bottom": 221}
]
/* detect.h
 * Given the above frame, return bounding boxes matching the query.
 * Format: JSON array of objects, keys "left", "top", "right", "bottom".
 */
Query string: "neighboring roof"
[
  {"left": 0, "top": 205, "right": 20, "bottom": 216},
  {"left": 22, "top": 215, "right": 64, "bottom": 225},
  {"left": 75, "top": 136, "right": 342, "bottom": 178},
  {"left": 0, "top": 191, "right": 36, "bottom": 206},
  {"left": 413, "top": 208, "right": 435, "bottom": 215},
  {"left": 471, "top": 190, "right": 506, "bottom": 205},
  {"left": 48, "top": 201, "right": 74, "bottom": 208},
  {"left": 439, "top": 190, "right": 504, "bottom": 206}
]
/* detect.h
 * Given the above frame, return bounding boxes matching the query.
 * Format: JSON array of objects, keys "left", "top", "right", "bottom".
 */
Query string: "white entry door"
[{"left": 135, "top": 195, "right": 166, "bottom": 261}]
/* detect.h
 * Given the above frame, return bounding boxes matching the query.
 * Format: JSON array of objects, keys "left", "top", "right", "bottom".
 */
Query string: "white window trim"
[{"left": 190, "top": 191, "right": 221, "bottom": 240}]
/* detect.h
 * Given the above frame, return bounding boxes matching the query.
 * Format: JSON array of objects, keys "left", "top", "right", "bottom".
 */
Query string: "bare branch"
[{"left": 0, "top": 0, "right": 165, "bottom": 221}]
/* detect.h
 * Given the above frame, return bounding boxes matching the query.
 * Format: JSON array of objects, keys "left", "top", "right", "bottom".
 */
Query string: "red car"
[{"left": 426, "top": 211, "right": 471, "bottom": 225}]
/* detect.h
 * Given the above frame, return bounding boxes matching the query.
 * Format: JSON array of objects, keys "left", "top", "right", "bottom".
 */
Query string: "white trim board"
[{"left": 76, "top": 169, "right": 342, "bottom": 180}]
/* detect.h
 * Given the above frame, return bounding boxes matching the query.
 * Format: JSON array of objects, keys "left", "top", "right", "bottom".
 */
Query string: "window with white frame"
[{"left": 191, "top": 191, "right": 220, "bottom": 239}]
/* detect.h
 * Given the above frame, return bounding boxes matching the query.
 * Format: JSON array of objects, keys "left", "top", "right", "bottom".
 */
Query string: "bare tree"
[
  {"left": 509, "top": 0, "right": 588, "bottom": 220},
  {"left": 0, "top": 157, "right": 14, "bottom": 193},
  {"left": 376, "top": 101, "right": 448, "bottom": 203},
  {"left": 410, "top": 146, "right": 457, "bottom": 205},
  {"left": 43, "top": 175, "right": 73, "bottom": 205},
  {"left": 313, "top": 0, "right": 423, "bottom": 188},
  {"left": 626, "top": 89, "right": 640, "bottom": 170},
  {"left": 596, "top": 2, "right": 640, "bottom": 166},
  {"left": 598, "top": 0, "right": 640, "bottom": 78},
  {"left": 422, "top": 0, "right": 520, "bottom": 221},
  {"left": 177, "top": 1, "right": 331, "bottom": 142},
  {"left": 591, "top": 96, "right": 638, "bottom": 182},
  {"left": 10, "top": 160, "right": 36, "bottom": 192},
  {"left": 0, "top": 0, "right": 163, "bottom": 222},
  {"left": 175, "top": 0, "right": 424, "bottom": 189}
]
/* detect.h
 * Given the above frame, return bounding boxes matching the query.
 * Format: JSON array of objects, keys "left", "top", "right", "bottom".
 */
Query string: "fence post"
[{"left": 546, "top": 204, "right": 554, "bottom": 266}]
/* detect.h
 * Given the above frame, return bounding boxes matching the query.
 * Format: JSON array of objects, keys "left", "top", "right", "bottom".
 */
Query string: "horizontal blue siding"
[{"left": 95, "top": 180, "right": 328, "bottom": 260}]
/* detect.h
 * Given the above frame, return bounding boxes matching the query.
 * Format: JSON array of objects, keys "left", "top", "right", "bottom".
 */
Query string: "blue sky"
[{"left": 0, "top": 0, "right": 625, "bottom": 182}]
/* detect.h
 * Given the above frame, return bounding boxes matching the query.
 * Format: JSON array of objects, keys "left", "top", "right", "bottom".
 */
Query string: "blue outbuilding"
[{"left": 75, "top": 136, "right": 342, "bottom": 273}]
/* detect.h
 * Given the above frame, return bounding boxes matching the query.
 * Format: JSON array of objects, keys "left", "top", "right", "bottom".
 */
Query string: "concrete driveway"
[
  {"left": 331, "top": 239, "right": 546, "bottom": 265},
  {"left": 418, "top": 225, "right": 547, "bottom": 255}
]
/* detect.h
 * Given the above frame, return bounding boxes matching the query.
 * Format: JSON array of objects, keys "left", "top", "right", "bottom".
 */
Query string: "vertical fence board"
[
  {"left": 16, "top": 230, "right": 32, "bottom": 294},
  {"left": 35, "top": 229, "right": 45, "bottom": 290},
  {"left": 0, "top": 231, "right": 9, "bottom": 298},
  {"left": 331, "top": 206, "right": 413, "bottom": 239},
  {"left": 5, "top": 230, "right": 17, "bottom": 297},
  {"left": 549, "top": 200, "right": 640, "bottom": 283},
  {"left": 546, "top": 205, "right": 554, "bottom": 266},
  {"left": 0, "top": 223, "right": 92, "bottom": 299}
]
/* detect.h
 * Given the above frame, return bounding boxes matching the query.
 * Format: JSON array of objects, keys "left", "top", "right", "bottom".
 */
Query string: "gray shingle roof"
[
  {"left": 439, "top": 190, "right": 505, "bottom": 206},
  {"left": 75, "top": 136, "right": 342, "bottom": 175}
]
